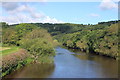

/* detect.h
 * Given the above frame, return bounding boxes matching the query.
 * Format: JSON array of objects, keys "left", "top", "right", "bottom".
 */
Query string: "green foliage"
[
  {"left": 37, "top": 55, "right": 54, "bottom": 64},
  {"left": 19, "top": 28, "right": 55, "bottom": 61},
  {"left": 15, "top": 23, "right": 37, "bottom": 42},
  {"left": 31, "top": 23, "right": 87, "bottom": 35},
  {"left": 2, "top": 23, "right": 56, "bottom": 63},
  {"left": 2, "top": 28, "right": 17, "bottom": 45},
  {"left": 1, "top": 20, "right": 119, "bottom": 59},
  {"left": 0, "top": 22, "right": 9, "bottom": 28},
  {"left": 22, "top": 38, "right": 55, "bottom": 56},
  {"left": 54, "top": 21, "right": 119, "bottom": 59},
  {"left": 66, "top": 40, "right": 74, "bottom": 48},
  {"left": 2, "top": 23, "right": 38, "bottom": 46}
]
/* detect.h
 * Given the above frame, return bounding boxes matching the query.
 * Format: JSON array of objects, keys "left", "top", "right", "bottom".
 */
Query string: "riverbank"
[
  {"left": 2, "top": 48, "right": 32, "bottom": 77},
  {"left": 62, "top": 44, "right": 118, "bottom": 60},
  {"left": 53, "top": 23, "right": 118, "bottom": 60},
  {"left": 3, "top": 47, "right": 118, "bottom": 78},
  {"left": 1, "top": 46, "right": 55, "bottom": 77}
]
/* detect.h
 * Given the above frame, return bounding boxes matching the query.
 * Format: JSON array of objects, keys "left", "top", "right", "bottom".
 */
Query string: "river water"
[{"left": 5, "top": 47, "right": 118, "bottom": 78}]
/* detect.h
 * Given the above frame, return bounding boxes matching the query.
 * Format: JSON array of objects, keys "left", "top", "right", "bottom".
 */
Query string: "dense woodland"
[{"left": 1, "top": 20, "right": 119, "bottom": 59}]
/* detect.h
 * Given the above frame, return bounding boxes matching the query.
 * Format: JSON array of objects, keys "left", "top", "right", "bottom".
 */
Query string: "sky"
[{"left": 0, "top": 0, "right": 119, "bottom": 24}]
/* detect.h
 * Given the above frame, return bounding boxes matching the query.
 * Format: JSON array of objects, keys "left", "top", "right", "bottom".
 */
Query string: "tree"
[
  {"left": 15, "top": 23, "right": 37, "bottom": 40},
  {"left": 19, "top": 28, "right": 55, "bottom": 61},
  {"left": 2, "top": 28, "right": 17, "bottom": 45}
]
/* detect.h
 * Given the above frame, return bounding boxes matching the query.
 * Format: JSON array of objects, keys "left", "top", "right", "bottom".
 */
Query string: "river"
[{"left": 5, "top": 47, "right": 118, "bottom": 78}]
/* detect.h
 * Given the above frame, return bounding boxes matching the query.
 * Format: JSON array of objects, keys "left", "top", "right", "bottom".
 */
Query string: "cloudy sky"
[{"left": 0, "top": 0, "right": 118, "bottom": 24}]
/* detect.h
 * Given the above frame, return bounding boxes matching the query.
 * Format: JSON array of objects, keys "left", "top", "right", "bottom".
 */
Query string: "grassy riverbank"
[
  {"left": 1, "top": 46, "right": 54, "bottom": 77},
  {"left": 1, "top": 47, "right": 31, "bottom": 77}
]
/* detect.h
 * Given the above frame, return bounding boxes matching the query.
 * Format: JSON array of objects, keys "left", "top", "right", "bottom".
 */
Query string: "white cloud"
[
  {"left": 2, "top": 2, "right": 19, "bottom": 11},
  {"left": 3, "top": 3, "right": 35, "bottom": 14},
  {"left": 1, "top": 14, "right": 64, "bottom": 24},
  {"left": 30, "top": 12, "right": 45, "bottom": 19},
  {"left": 2, "top": 14, "right": 33, "bottom": 24},
  {"left": 1, "top": 2, "right": 64, "bottom": 24},
  {"left": 99, "top": 0, "right": 118, "bottom": 10},
  {"left": 42, "top": 16, "right": 64, "bottom": 23},
  {"left": 90, "top": 13, "right": 100, "bottom": 17}
]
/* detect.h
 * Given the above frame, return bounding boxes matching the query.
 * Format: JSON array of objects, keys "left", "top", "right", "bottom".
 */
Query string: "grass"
[
  {"left": 0, "top": 47, "right": 20, "bottom": 56},
  {"left": 0, "top": 47, "right": 11, "bottom": 51}
]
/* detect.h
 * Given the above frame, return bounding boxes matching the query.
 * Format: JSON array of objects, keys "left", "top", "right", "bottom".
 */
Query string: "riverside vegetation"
[
  {"left": 31, "top": 20, "right": 119, "bottom": 59},
  {"left": 54, "top": 22, "right": 119, "bottom": 59},
  {"left": 1, "top": 23, "right": 57, "bottom": 77},
  {"left": 1, "top": 20, "right": 119, "bottom": 77},
  {"left": 32, "top": 20, "right": 119, "bottom": 59}
]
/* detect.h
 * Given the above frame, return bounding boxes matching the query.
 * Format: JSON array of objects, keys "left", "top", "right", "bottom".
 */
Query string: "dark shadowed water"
[{"left": 5, "top": 47, "right": 118, "bottom": 78}]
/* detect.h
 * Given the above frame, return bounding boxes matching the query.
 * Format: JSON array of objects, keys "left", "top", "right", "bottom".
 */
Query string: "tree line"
[{"left": 1, "top": 20, "right": 119, "bottom": 59}]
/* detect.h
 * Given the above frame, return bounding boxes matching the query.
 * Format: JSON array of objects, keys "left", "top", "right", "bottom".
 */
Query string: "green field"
[{"left": 0, "top": 47, "right": 20, "bottom": 56}]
